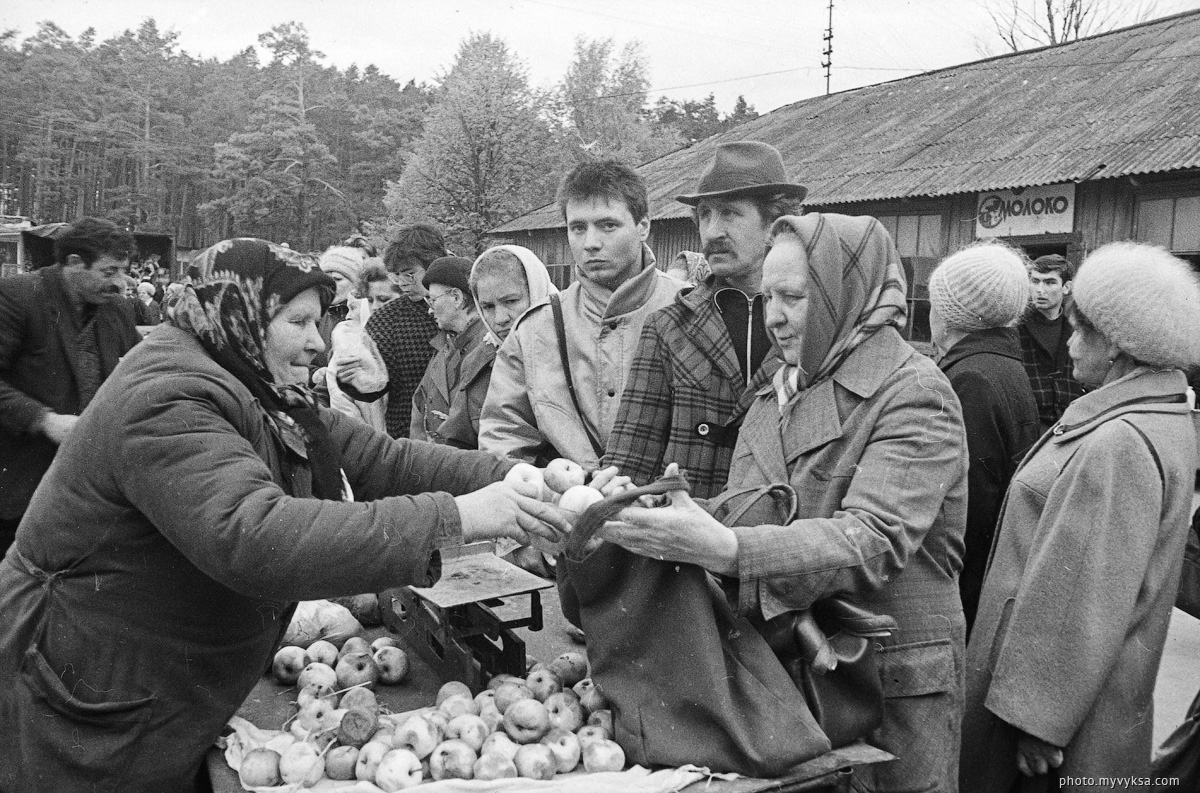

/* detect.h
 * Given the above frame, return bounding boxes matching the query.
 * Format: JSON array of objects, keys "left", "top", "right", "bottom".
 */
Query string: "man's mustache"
[{"left": 703, "top": 241, "right": 732, "bottom": 258}]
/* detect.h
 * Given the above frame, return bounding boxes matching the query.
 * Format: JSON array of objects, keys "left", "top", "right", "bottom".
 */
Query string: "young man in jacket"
[
  {"left": 1018, "top": 254, "right": 1086, "bottom": 432},
  {"left": 0, "top": 217, "right": 141, "bottom": 555},
  {"left": 605, "top": 142, "right": 805, "bottom": 497},
  {"left": 479, "top": 159, "right": 682, "bottom": 470}
]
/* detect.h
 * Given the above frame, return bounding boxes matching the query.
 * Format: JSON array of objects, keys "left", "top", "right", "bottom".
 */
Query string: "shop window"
[
  {"left": 875, "top": 213, "right": 944, "bottom": 344},
  {"left": 1136, "top": 196, "right": 1200, "bottom": 252}
]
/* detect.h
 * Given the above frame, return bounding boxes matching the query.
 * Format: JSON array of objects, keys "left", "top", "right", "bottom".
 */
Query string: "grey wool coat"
[
  {"left": 725, "top": 327, "right": 969, "bottom": 793},
  {"left": 0, "top": 324, "right": 512, "bottom": 792},
  {"left": 960, "top": 367, "right": 1197, "bottom": 791}
]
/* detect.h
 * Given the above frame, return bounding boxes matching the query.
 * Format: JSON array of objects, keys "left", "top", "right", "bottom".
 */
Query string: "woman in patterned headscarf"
[
  {"left": 0, "top": 238, "right": 572, "bottom": 792},
  {"left": 605, "top": 214, "right": 969, "bottom": 792}
]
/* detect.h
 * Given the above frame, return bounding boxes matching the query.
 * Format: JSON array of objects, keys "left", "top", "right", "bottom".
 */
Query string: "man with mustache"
[
  {"left": 605, "top": 142, "right": 806, "bottom": 497},
  {"left": 0, "top": 217, "right": 141, "bottom": 556}
]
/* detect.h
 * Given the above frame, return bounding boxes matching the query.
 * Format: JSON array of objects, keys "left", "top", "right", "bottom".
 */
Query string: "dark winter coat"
[
  {"left": 604, "top": 278, "right": 782, "bottom": 499},
  {"left": 1018, "top": 310, "right": 1086, "bottom": 431},
  {"left": 938, "top": 327, "right": 1040, "bottom": 634},
  {"left": 0, "top": 265, "right": 140, "bottom": 523},
  {"left": 0, "top": 324, "right": 511, "bottom": 792},
  {"left": 410, "top": 317, "right": 486, "bottom": 444},
  {"left": 436, "top": 340, "right": 497, "bottom": 450},
  {"left": 961, "top": 368, "right": 1196, "bottom": 790}
]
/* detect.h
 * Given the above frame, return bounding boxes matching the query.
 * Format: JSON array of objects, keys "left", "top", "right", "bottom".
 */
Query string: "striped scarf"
[{"left": 770, "top": 213, "right": 908, "bottom": 411}]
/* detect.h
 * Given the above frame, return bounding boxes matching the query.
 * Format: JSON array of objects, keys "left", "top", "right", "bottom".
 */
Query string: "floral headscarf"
[
  {"left": 769, "top": 214, "right": 909, "bottom": 408},
  {"left": 167, "top": 238, "right": 345, "bottom": 500}
]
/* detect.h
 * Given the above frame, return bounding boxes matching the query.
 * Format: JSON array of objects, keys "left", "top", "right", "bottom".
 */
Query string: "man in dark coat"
[
  {"left": 929, "top": 242, "right": 1041, "bottom": 635},
  {"left": 604, "top": 142, "right": 805, "bottom": 498},
  {"left": 0, "top": 217, "right": 141, "bottom": 555},
  {"left": 1018, "top": 254, "right": 1086, "bottom": 432},
  {"left": 362, "top": 223, "right": 443, "bottom": 438}
]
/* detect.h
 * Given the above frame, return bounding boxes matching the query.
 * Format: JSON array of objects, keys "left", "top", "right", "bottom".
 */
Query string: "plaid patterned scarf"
[
  {"left": 770, "top": 214, "right": 908, "bottom": 411},
  {"left": 167, "top": 238, "right": 346, "bottom": 500}
]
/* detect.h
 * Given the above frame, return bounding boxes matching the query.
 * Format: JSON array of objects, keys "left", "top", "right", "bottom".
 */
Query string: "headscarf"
[
  {"left": 769, "top": 214, "right": 908, "bottom": 408},
  {"left": 470, "top": 245, "right": 558, "bottom": 346},
  {"left": 167, "top": 238, "right": 346, "bottom": 500}
]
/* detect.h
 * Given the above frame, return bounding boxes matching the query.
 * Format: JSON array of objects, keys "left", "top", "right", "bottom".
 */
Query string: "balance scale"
[{"left": 378, "top": 543, "right": 554, "bottom": 692}]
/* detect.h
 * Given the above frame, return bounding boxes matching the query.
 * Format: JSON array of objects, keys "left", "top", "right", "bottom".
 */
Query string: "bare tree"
[{"left": 983, "top": 0, "right": 1159, "bottom": 52}]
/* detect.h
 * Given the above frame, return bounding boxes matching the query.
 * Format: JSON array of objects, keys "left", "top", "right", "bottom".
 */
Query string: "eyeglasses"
[
  {"left": 387, "top": 270, "right": 419, "bottom": 284},
  {"left": 424, "top": 290, "right": 457, "bottom": 308}
]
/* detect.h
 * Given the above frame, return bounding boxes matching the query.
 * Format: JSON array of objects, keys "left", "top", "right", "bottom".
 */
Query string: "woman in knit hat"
[
  {"left": 315, "top": 244, "right": 366, "bottom": 369},
  {"left": 928, "top": 241, "right": 1040, "bottom": 636},
  {"left": 961, "top": 241, "right": 1200, "bottom": 789}
]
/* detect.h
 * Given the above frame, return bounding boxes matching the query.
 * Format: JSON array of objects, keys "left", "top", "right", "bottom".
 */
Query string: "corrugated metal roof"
[{"left": 494, "top": 9, "right": 1200, "bottom": 233}]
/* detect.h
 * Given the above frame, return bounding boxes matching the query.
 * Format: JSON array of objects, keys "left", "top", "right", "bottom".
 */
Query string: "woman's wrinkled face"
[
  {"left": 264, "top": 287, "right": 325, "bottom": 385},
  {"left": 475, "top": 273, "right": 531, "bottom": 343},
  {"left": 1066, "top": 314, "right": 1115, "bottom": 387},
  {"left": 762, "top": 235, "right": 810, "bottom": 366}
]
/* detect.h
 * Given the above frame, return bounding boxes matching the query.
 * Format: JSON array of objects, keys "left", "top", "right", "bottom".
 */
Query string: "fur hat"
[
  {"left": 422, "top": 256, "right": 474, "bottom": 295},
  {"left": 928, "top": 243, "right": 1029, "bottom": 332},
  {"left": 1073, "top": 242, "right": 1200, "bottom": 370},
  {"left": 319, "top": 246, "right": 365, "bottom": 282}
]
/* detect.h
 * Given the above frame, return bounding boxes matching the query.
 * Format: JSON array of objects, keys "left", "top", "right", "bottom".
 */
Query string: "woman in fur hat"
[{"left": 961, "top": 242, "right": 1200, "bottom": 790}]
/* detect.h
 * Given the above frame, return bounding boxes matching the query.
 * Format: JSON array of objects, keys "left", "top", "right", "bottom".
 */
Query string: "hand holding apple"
[
  {"left": 454, "top": 482, "right": 572, "bottom": 547},
  {"left": 543, "top": 458, "right": 586, "bottom": 494},
  {"left": 503, "top": 463, "right": 546, "bottom": 500}
]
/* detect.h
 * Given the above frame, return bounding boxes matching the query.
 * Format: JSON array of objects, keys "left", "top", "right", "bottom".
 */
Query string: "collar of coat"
[
  {"left": 938, "top": 326, "right": 1023, "bottom": 371},
  {"left": 672, "top": 275, "right": 783, "bottom": 393},
  {"left": 745, "top": 326, "right": 914, "bottom": 468},
  {"left": 576, "top": 243, "right": 661, "bottom": 320},
  {"left": 1049, "top": 366, "right": 1191, "bottom": 443}
]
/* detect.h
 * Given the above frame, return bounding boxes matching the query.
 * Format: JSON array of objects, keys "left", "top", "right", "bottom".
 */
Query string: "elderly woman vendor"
[
  {"left": 0, "top": 239, "right": 572, "bottom": 792},
  {"left": 606, "top": 213, "right": 969, "bottom": 792}
]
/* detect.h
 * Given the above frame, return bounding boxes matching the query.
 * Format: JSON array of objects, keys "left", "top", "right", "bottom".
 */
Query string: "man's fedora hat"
[{"left": 675, "top": 141, "right": 807, "bottom": 206}]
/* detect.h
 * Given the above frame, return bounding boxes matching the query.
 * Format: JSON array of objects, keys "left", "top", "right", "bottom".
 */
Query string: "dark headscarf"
[
  {"left": 167, "top": 238, "right": 345, "bottom": 500},
  {"left": 768, "top": 214, "right": 909, "bottom": 408}
]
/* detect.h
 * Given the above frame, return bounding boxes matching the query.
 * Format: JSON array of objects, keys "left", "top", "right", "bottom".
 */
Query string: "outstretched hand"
[
  {"left": 1015, "top": 731, "right": 1064, "bottom": 777},
  {"left": 455, "top": 482, "right": 572, "bottom": 550}
]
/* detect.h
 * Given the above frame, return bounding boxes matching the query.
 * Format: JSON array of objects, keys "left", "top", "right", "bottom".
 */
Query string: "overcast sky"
[{"left": 5, "top": 0, "right": 1199, "bottom": 114}]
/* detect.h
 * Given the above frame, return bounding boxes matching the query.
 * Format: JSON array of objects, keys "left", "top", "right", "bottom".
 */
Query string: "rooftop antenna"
[{"left": 822, "top": 0, "right": 834, "bottom": 95}]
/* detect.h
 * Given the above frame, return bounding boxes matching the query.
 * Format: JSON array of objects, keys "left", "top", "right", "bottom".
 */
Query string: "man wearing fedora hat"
[{"left": 605, "top": 141, "right": 806, "bottom": 497}]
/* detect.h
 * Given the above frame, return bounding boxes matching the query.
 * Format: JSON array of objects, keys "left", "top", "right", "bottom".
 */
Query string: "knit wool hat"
[
  {"left": 928, "top": 243, "right": 1029, "bottom": 332},
  {"left": 319, "top": 246, "right": 366, "bottom": 282},
  {"left": 422, "top": 256, "right": 474, "bottom": 295},
  {"left": 1073, "top": 241, "right": 1200, "bottom": 370}
]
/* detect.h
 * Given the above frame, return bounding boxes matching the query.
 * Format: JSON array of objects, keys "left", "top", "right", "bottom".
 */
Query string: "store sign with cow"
[{"left": 975, "top": 183, "right": 1075, "bottom": 238}]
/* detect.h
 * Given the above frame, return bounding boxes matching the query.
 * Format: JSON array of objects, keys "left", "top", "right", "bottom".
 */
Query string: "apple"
[
  {"left": 393, "top": 716, "right": 442, "bottom": 759},
  {"left": 573, "top": 678, "right": 595, "bottom": 698},
  {"left": 340, "top": 686, "right": 378, "bottom": 713},
  {"left": 481, "top": 731, "right": 520, "bottom": 762},
  {"left": 439, "top": 694, "right": 480, "bottom": 719},
  {"left": 325, "top": 745, "right": 359, "bottom": 781},
  {"left": 271, "top": 646, "right": 309, "bottom": 686},
  {"left": 545, "top": 691, "right": 585, "bottom": 732},
  {"left": 543, "top": 458, "right": 586, "bottom": 494},
  {"left": 473, "top": 689, "right": 496, "bottom": 711},
  {"left": 493, "top": 681, "right": 534, "bottom": 713},
  {"left": 580, "top": 685, "right": 609, "bottom": 716},
  {"left": 371, "top": 721, "right": 398, "bottom": 746},
  {"left": 429, "top": 739, "right": 477, "bottom": 781},
  {"left": 487, "top": 673, "right": 520, "bottom": 690},
  {"left": 279, "top": 741, "right": 324, "bottom": 786},
  {"left": 238, "top": 748, "right": 281, "bottom": 787},
  {"left": 340, "top": 635, "right": 371, "bottom": 658},
  {"left": 582, "top": 739, "right": 626, "bottom": 772},
  {"left": 479, "top": 703, "right": 505, "bottom": 733},
  {"left": 474, "top": 752, "right": 519, "bottom": 780},
  {"left": 295, "top": 698, "right": 334, "bottom": 732},
  {"left": 425, "top": 710, "right": 450, "bottom": 734},
  {"left": 541, "top": 727, "right": 582, "bottom": 773},
  {"left": 296, "top": 682, "right": 334, "bottom": 709},
  {"left": 297, "top": 662, "right": 337, "bottom": 692},
  {"left": 513, "top": 743, "right": 557, "bottom": 780},
  {"left": 587, "top": 708, "right": 614, "bottom": 736},
  {"left": 375, "top": 748, "right": 424, "bottom": 791},
  {"left": 526, "top": 668, "right": 563, "bottom": 702},
  {"left": 527, "top": 661, "right": 549, "bottom": 675},
  {"left": 558, "top": 484, "right": 604, "bottom": 515},
  {"left": 548, "top": 651, "right": 588, "bottom": 688},
  {"left": 436, "top": 680, "right": 474, "bottom": 705},
  {"left": 576, "top": 724, "right": 610, "bottom": 747},
  {"left": 503, "top": 698, "right": 551, "bottom": 744},
  {"left": 446, "top": 713, "right": 490, "bottom": 752},
  {"left": 339, "top": 706, "right": 379, "bottom": 748},
  {"left": 306, "top": 639, "right": 339, "bottom": 668},
  {"left": 355, "top": 740, "right": 392, "bottom": 781},
  {"left": 504, "top": 462, "right": 546, "bottom": 500},
  {"left": 374, "top": 646, "right": 409, "bottom": 685},
  {"left": 336, "top": 651, "right": 380, "bottom": 691},
  {"left": 371, "top": 635, "right": 401, "bottom": 652}
]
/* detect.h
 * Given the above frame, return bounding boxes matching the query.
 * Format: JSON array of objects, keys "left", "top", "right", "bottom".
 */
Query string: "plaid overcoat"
[
  {"left": 1017, "top": 312, "right": 1086, "bottom": 431},
  {"left": 604, "top": 278, "right": 781, "bottom": 498}
]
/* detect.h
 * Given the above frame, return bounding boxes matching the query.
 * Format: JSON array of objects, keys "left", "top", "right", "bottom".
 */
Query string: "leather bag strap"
[{"left": 550, "top": 293, "right": 604, "bottom": 461}]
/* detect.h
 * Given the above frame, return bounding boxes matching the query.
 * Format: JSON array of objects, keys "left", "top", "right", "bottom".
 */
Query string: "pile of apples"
[
  {"left": 504, "top": 459, "right": 606, "bottom": 515},
  {"left": 272, "top": 634, "right": 410, "bottom": 692},
  {"left": 239, "top": 649, "right": 624, "bottom": 790}
]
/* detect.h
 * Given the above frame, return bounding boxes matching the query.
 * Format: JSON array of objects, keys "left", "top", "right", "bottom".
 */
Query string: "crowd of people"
[{"left": 0, "top": 141, "right": 1197, "bottom": 792}]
